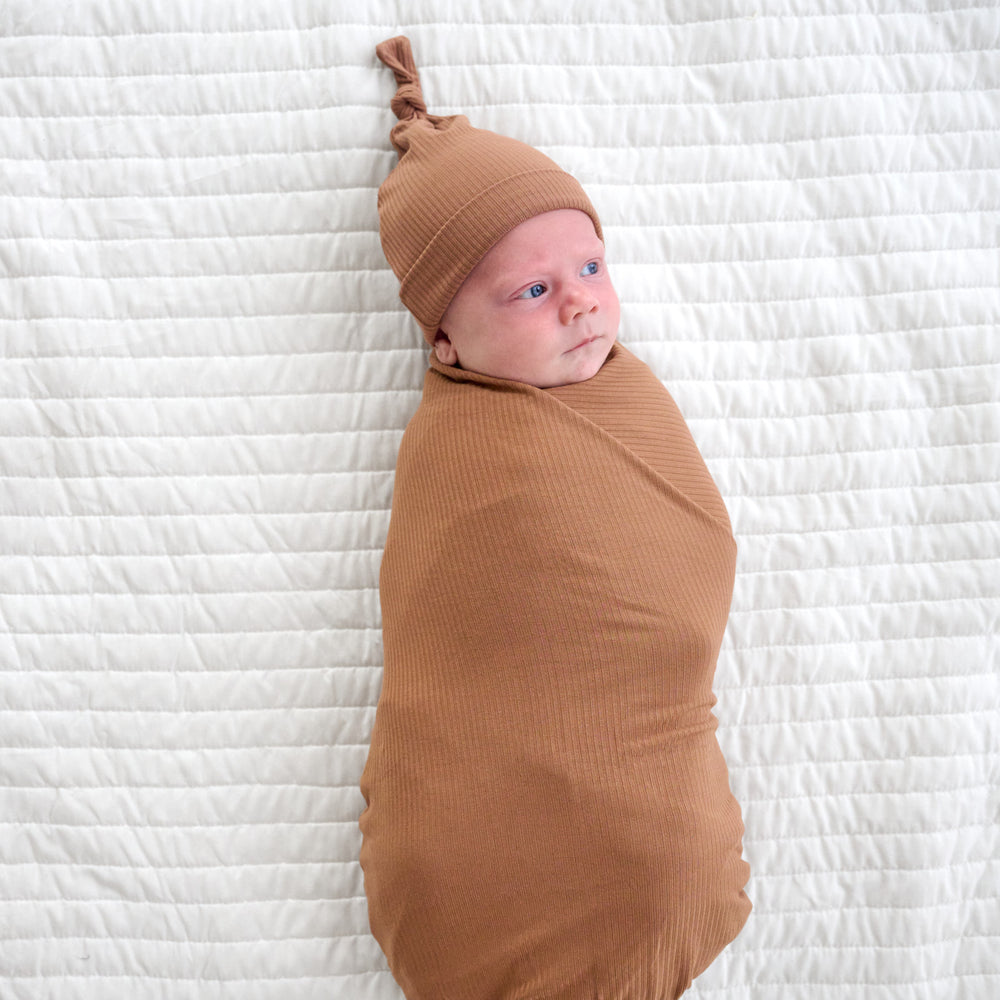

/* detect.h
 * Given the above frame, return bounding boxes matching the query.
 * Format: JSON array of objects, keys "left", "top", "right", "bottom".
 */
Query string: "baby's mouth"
[{"left": 566, "top": 334, "right": 601, "bottom": 353}]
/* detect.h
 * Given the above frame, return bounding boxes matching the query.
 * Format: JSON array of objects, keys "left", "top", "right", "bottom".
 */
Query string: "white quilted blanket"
[{"left": 2, "top": 2, "right": 998, "bottom": 998}]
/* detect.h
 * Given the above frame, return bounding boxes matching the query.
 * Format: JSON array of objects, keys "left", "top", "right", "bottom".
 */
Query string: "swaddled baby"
[{"left": 360, "top": 36, "right": 751, "bottom": 1000}]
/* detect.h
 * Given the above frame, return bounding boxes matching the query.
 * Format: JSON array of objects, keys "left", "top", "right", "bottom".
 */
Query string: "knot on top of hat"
[
  {"left": 376, "top": 36, "right": 428, "bottom": 122},
  {"left": 390, "top": 81, "right": 426, "bottom": 121}
]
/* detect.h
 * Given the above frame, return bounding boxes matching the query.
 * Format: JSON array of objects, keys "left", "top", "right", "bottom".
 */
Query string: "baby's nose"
[{"left": 560, "top": 287, "right": 599, "bottom": 324}]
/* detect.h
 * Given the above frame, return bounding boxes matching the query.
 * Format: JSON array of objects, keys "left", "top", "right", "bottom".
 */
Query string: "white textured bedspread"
[{"left": 2, "top": 2, "right": 998, "bottom": 998}]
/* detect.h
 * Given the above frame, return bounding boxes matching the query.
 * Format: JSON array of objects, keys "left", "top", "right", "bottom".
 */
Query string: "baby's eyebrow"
[{"left": 503, "top": 277, "right": 543, "bottom": 296}]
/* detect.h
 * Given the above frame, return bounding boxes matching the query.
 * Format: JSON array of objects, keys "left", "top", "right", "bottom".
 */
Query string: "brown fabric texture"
[
  {"left": 359, "top": 344, "right": 751, "bottom": 999},
  {"left": 375, "top": 36, "right": 603, "bottom": 343}
]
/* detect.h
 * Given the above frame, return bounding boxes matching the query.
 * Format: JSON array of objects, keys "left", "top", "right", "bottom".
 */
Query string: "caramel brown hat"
[{"left": 375, "top": 36, "right": 603, "bottom": 344}]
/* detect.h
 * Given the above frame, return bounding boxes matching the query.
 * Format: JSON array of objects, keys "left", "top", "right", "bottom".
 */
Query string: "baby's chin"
[
  {"left": 567, "top": 333, "right": 617, "bottom": 380},
  {"left": 534, "top": 334, "right": 616, "bottom": 388}
]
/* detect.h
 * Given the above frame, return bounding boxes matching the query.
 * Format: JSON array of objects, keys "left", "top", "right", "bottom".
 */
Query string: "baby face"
[{"left": 434, "top": 209, "right": 620, "bottom": 388}]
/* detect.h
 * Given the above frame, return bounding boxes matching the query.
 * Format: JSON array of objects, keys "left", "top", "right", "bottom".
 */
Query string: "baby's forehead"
[{"left": 481, "top": 213, "right": 604, "bottom": 272}]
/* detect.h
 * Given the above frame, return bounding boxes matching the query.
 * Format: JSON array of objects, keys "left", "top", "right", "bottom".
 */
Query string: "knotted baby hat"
[{"left": 375, "top": 36, "right": 603, "bottom": 344}]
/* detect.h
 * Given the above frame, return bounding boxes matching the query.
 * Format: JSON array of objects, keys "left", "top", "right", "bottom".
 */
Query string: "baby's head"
[
  {"left": 435, "top": 208, "right": 618, "bottom": 388},
  {"left": 376, "top": 37, "right": 619, "bottom": 387}
]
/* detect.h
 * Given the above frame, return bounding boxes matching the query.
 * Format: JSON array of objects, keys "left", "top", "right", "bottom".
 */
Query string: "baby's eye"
[
  {"left": 581, "top": 261, "right": 600, "bottom": 276},
  {"left": 518, "top": 283, "right": 547, "bottom": 299}
]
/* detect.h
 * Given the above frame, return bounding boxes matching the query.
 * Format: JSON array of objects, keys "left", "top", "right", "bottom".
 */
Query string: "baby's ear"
[{"left": 433, "top": 332, "right": 458, "bottom": 366}]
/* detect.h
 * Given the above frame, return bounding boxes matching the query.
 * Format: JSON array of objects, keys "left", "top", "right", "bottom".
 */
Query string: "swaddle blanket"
[{"left": 360, "top": 342, "right": 751, "bottom": 999}]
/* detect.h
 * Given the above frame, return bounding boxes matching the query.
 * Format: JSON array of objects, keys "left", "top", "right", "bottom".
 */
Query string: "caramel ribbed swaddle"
[{"left": 359, "top": 343, "right": 751, "bottom": 999}]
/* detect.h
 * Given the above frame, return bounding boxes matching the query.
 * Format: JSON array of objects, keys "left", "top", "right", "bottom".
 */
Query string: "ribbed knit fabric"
[
  {"left": 359, "top": 344, "right": 751, "bottom": 999},
  {"left": 375, "top": 36, "right": 602, "bottom": 343}
]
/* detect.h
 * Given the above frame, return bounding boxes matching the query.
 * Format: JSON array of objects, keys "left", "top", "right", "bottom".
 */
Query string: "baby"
[{"left": 360, "top": 36, "right": 751, "bottom": 1000}]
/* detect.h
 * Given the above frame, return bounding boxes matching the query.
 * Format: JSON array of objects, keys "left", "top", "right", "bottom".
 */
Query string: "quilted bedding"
[{"left": 1, "top": 2, "right": 997, "bottom": 998}]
